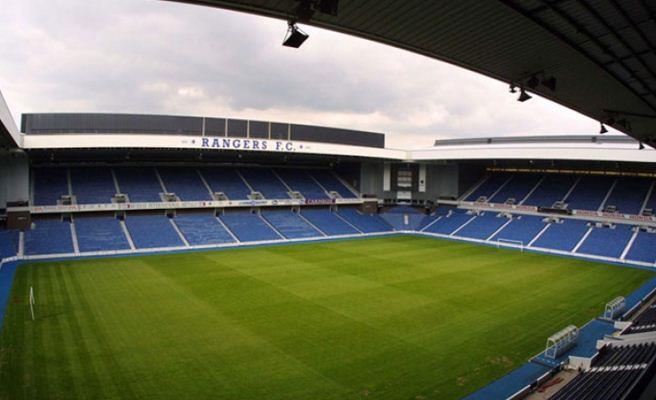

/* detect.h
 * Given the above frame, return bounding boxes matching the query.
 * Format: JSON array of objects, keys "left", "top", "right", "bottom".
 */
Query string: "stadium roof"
[
  {"left": 0, "top": 90, "right": 20, "bottom": 148},
  {"left": 168, "top": 0, "right": 656, "bottom": 147}
]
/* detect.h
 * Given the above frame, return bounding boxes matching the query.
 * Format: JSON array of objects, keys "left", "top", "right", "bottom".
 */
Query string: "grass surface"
[{"left": 0, "top": 236, "right": 653, "bottom": 400}]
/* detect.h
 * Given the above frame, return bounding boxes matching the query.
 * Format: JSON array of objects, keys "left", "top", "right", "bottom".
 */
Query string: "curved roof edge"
[
  {"left": 0, "top": 89, "right": 20, "bottom": 148},
  {"left": 414, "top": 134, "right": 656, "bottom": 163}
]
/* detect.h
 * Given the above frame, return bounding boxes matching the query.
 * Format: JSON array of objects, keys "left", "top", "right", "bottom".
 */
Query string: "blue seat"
[
  {"left": 577, "top": 224, "right": 633, "bottom": 258},
  {"left": 489, "top": 174, "right": 543, "bottom": 204},
  {"left": 114, "top": 167, "right": 163, "bottom": 203},
  {"left": 456, "top": 213, "right": 509, "bottom": 240},
  {"left": 308, "top": 170, "right": 358, "bottom": 198},
  {"left": 33, "top": 168, "right": 69, "bottom": 205},
  {"left": 174, "top": 213, "right": 236, "bottom": 245},
  {"left": 565, "top": 176, "right": 615, "bottom": 211},
  {"left": 70, "top": 167, "right": 117, "bottom": 204},
  {"left": 423, "top": 210, "right": 474, "bottom": 235},
  {"left": 604, "top": 178, "right": 651, "bottom": 215},
  {"left": 125, "top": 215, "right": 184, "bottom": 249},
  {"left": 301, "top": 208, "right": 359, "bottom": 235},
  {"left": 531, "top": 220, "right": 589, "bottom": 251},
  {"left": 75, "top": 216, "right": 130, "bottom": 252},
  {"left": 337, "top": 208, "right": 393, "bottom": 233},
  {"left": 644, "top": 183, "right": 656, "bottom": 212},
  {"left": 523, "top": 174, "right": 577, "bottom": 207},
  {"left": 275, "top": 169, "right": 328, "bottom": 199},
  {"left": 380, "top": 206, "right": 426, "bottom": 230},
  {"left": 490, "top": 215, "right": 546, "bottom": 244},
  {"left": 218, "top": 211, "right": 281, "bottom": 242},
  {"left": 261, "top": 210, "right": 322, "bottom": 238},
  {"left": 0, "top": 229, "right": 19, "bottom": 259},
  {"left": 239, "top": 169, "right": 290, "bottom": 199},
  {"left": 24, "top": 219, "right": 74, "bottom": 255},
  {"left": 626, "top": 231, "right": 656, "bottom": 264},
  {"left": 465, "top": 174, "right": 511, "bottom": 201},
  {"left": 157, "top": 167, "right": 212, "bottom": 201},
  {"left": 199, "top": 168, "right": 251, "bottom": 200}
]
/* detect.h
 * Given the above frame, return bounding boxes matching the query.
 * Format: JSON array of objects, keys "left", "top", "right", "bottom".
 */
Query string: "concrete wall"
[
  {"left": 360, "top": 162, "right": 386, "bottom": 197},
  {"left": 0, "top": 150, "right": 29, "bottom": 208},
  {"left": 357, "top": 161, "right": 485, "bottom": 203}
]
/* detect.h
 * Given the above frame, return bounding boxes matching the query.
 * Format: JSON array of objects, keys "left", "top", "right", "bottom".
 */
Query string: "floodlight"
[
  {"left": 517, "top": 88, "right": 532, "bottom": 102},
  {"left": 283, "top": 23, "right": 309, "bottom": 48}
]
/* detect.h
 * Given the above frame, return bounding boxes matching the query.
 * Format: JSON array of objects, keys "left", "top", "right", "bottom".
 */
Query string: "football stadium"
[{"left": 2, "top": 1, "right": 656, "bottom": 399}]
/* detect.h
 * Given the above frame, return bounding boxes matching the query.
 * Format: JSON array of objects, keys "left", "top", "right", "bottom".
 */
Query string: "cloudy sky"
[{"left": 0, "top": 0, "right": 620, "bottom": 148}]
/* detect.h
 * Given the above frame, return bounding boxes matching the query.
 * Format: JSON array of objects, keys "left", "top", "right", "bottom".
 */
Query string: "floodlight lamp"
[
  {"left": 283, "top": 22, "right": 309, "bottom": 48},
  {"left": 517, "top": 88, "right": 532, "bottom": 102}
]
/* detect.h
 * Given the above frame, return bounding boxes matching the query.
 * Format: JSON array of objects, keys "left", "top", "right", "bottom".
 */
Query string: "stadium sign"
[
  {"left": 199, "top": 137, "right": 298, "bottom": 152},
  {"left": 25, "top": 197, "right": 360, "bottom": 214}
]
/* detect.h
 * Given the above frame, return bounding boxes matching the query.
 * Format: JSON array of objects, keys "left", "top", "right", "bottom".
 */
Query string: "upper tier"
[{"left": 32, "top": 166, "right": 358, "bottom": 206}]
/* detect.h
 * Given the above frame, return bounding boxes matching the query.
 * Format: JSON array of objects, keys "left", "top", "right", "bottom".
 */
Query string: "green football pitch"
[{"left": 1, "top": 236, "right": 653, "bottom": 400}]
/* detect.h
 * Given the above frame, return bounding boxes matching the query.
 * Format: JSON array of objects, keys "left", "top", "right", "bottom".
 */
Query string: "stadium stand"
[
  {"left": 337, "top": 208, "right": 393, "bottom": 233},
  {"left": 0, "top": 229, "right": 19, "bottom": 259},
  {"left": 275, "top": 169, "right": 329, "bottom": 199},
  {"left": 531, "top": 219, "right": 589, "bottom": 252},
  {"left": 603, "top": 178, "right": 651, "bottom": 215},
  {"left": 218, "top": 210, "right": 281, "bottom": 242},
  {"left": 173, "top": 212, "right": 236, "bottom": 245},
  {"left": 199, "top": 167, "right": 251, "bottom": 200},
  {"left": 624, "top": 304, "right": 656, "bottom": 335},
  {"left": 423, "top": 209, "right": 474, "bottom": 235},
  {"left": 74, "top": 215, "right": 131, "bottom": 252},
  {"left": 490, "top": 215, "right": 546, "bottom": 244},
  {"left": 549, "top": 343, "right": 656, "bottom": 400},
  {"left": 465, "top": 173, "right": 511, "bottom": 202},
  {"left": 308, "top": 170, "right": 357, "bottom": 198},
  {"left": 113, "top": 167, "right": 163, "bottom": 203},
  {"left": 455, "top": 212, "right": 510, "bottom": 240},
  {"left": 489, "top": 174, "right": 542, "bottom": 204},
  {"left": 157, "top": 167, "right": 212, "bottom": 201},
  {"left": 576, "top": 224, "right": 634, "bottom": 258},
  {"left": 379, "top": 206, "right": 426, "bottom": 230},
  {"left": 563, "top": 176, "right": 615, "bottom": 211},
  {"left": 644, "top": 185, "right": 656, "bottom": 214},
  {"left": 125, "top": 214, "right": 185, "bottom": 249},
  {"left": 300, "top": 208, "right": 360, "bottom": 235},
  {"left": 625, "top": 231, "right": 656, "bottom": 264},
  {"left": 33, "top": 167, "right": 69, "bottom": 206},
  {"left": 239, "top": 168, "right": 290, "bottom": 199},
  {"left": 261, "top": 209, "right": 322, "bottom": 239},
  {"left": 24, "top": 219, "right": 73, "bottom": 255},
  {"left": 522, "top": 174, "right": 577, "bottom": 208},
  {"left": 70, "top": 167, "right": 117, "bottom": 205}
]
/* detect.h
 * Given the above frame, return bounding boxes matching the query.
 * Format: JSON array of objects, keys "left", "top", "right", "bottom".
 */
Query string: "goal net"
[{"left": 496, "top": 238, "right": 524, "bottom": 251}]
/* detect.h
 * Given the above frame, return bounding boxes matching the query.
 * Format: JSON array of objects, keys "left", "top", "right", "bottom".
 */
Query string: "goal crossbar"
[{"left": 496, "top": 238, "right": 524, "bottom": 251}]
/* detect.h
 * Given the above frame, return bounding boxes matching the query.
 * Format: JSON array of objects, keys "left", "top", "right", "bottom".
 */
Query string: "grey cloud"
[{"left": 0, "top": 0, "right": 618, "bottom": 148}]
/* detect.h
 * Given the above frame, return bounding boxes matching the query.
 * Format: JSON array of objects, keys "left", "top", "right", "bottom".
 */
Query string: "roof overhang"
[
  {"left": 413, "top": 135, "right": 656, "bottom": 163},
  {"left": 22, "top": 133, "right": 407, "bottom": 160},
  {"left": 0, "top": 90, "right": 20, "bottom": 148},
  {"left": 164, "top": 0, "right": 656, "bottom": 147},
  {"left": 22, "top": 133, "right": 656, "bottom": 164}
]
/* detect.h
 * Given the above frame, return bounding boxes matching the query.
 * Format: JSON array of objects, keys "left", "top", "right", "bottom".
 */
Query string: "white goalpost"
[
  {"left": 496, "top": 238, "right": 524, "bottom": 251},
  {"left": 29, "top": 286, "right": 35, "bottom": 321}
]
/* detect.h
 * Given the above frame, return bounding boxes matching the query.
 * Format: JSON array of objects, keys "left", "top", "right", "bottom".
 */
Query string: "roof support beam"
[
  {"left": 529, "top": 0, "right": 656, "bottom": 114},
  {"left": 576, "top": 0, "right": 656, "bottom": 102}
]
